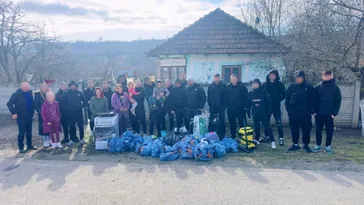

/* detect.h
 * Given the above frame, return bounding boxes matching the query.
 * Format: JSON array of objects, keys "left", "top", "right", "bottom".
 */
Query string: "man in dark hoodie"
[
  {"left": 285, "top": 70, "right": 317, "bottom": 152},
  {"left": 62, "top": 81, "right": 87, "bottom": 145},
  {"left": 83, "top": 80, "right": 95, "bottom": 131},
  {"left": 312, "top": 71, "right": 341, "bottom": 154},
  {"left": 56, "top": 82, "right": 70, "bottom": 143},
  {"left": 101, "top": 81, "right": 113, "bottom": 110},
  {"left": 172, "top": 79, "right": 189, "bottom": 132},
  {"left": 207, "top": 74, "right": 226, "bottom": 139},
  {"left": 262, "top": 69, "right": 286, "bottom": 145},
  {"left": 185, "top": 77, "right": 206, "bottom": 133},
  {"left": 162, "top": 79, "right": 174, "bottom": 131},
  {"left": 225, "top": 74, "right": 249, "bottom": 139},
  {"left": 7, "top": 82, "right": 37, "bottom": 153},
  {"left": 143, "top": 76, "right": 155, "bottom": 104},
  {"left": 248, "top": 79, "right": 275, "bottom": 149},
  {"left": 131, "top": 79, "right": 147, "bottom": 134},
  {"left": 117, "top": 74, "right": 128, "bottom": 94}
]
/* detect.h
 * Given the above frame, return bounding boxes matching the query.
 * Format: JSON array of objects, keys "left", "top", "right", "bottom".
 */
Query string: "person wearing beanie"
[
  {"left": 56, "top": 82, "right": 70, "bottom": 143},
  {"left": 247, "top": 78, "right": 276, "bottom": 149},
  {"left": 62, "top": 80, "right": 87, "bottom": 145},
  {"left": 312, "top": 71, "right": 341, "bottom": 154},
  {"left": 171, "top": 79, "right": 189, "bottom": 132},
  {"left": 262, "top": 69, "right": 286, "bottom": 146},
  {"left": 185, "top": 76, "right": 206, "bottom": 133},
  {"left": 83, "top": 80, "right": 95, "bottom": 132},
  {"left": 286, "top": 70, "right": 317, "bottom": 153}
]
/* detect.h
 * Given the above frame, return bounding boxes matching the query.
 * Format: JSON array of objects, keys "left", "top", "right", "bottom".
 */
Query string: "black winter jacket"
[
  {"left": 248, "top": 87, "right": 272, "bottom": 117},
  {"left": 185, "top": 84, "right": 206, "bottom": 110},
  {"left": 33, "top": 91, "right": 46, "bottom": 114},
  {"left": 207, "top": 82, "right": 226, "bottom": 108},
  {"left": 62, "top": 89, "right": 87, "bottom": 114},
  {"left": 315, "top": 79, "right": 342, "bottom": 116},
  {"left": 163, "top": 85, "right": 174, "bottom": 111},
  {"left": 102, "top": 88, "right": 114, "bottom": 110},
  {"left": 262, "top": 70, "right": 286, "bottom": 111},
  {"left": 7, "top": 89, "right": 34, "bottom": 120},
  {"left": 285, "top": 81, "right": 316, "bottom": 117},
  {"left": 83, "top": 88, "right": 95, "bottom": 106},
  {"left": 133, "top": 87, "right": 146, "bottom": 113},
  {"left": 55, "top": 89, "right": 67, "bottom": 116},
  {"left": 144, "top": 82, "right": 155, "bottom": 100},
  {"left": 225, "top": 82, "right": 249, "bottom": 109},
  {"left": 171, "top": 86, "right": 186, "bottom": 110}
]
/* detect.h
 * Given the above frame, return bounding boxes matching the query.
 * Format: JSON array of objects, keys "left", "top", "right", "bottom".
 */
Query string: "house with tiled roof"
[{"left": 148, "top": 8, "right": 288, "bottom": 83}]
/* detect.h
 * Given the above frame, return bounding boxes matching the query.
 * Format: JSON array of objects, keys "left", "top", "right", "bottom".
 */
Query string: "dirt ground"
[{"left": 0, "top": 118, "right": 363, "bottom": 172}]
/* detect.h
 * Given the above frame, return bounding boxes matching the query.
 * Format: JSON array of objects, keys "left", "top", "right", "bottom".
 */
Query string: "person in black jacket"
[
  {"left": 130, "top": 79, "right": 147, "bottom": 134},
  {"left": 262, "top": 69, "right": 286, "bottom": 145},
  {"left": 185, "top": 77, "right": 206, "bottom": 133},
  {"left": 7, "top": 82, "right": 37, "bottom": 153},
  {"left": 207, "top": 74, "right": 226, "bottom": 139},
  {"left": 143, "top": 76, "right": 155, "bottom": 104},
  {"left": 248, "top": 79, "right": 275, "bottom": 149},
  {"left": 117, "top": 75, "right": 128, "bottom": 94},
  {"left": 55, "top": 82, "right": 69, "bottom": 143},
  {"left": 225, "top": 74, "right": 249, "bottom": 139},
  {"left": 172, "top": 79, "right": 189, "bottom": 133},
  {"left": 312, "top": 71, "right": 342, "bottom": 154},
  {"left": 34, "top": 83, "right": 50, "bottom": 147},
  {"left": 162, "top": 79, "right": 174, "bottom": 131},
  {"left": 101, "top": 81, "right": 113, "bottom": 110},
  {"left": 62, "top": 81, "right": 87, "bottom": 145},
  {"left": 286, "top": 70, "right": 316, "bottom": 152},
  {"left": 179, "top": 72, "right": 187, "bottom": 88},
  {"left": 84, "top": 80, "right": 95, "bottom": 131}
]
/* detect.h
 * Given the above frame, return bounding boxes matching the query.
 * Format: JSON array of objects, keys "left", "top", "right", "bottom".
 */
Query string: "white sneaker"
[
  {"left": 79, "top": 139, "right": 87, "bottom": 145},
  {"left": 56, "top": 143, "right": 63, "bottom": 148},
  {"left": 68, "top": 140, "right": 75, "bottom": 146},
  {"left": 253, "top": 139, "right": 260, "bottom": 145},
  {"left": 44, "top": 141, "right": 50, "bottom": 147},
  {"left": 131, "top": 109, "right": 136, "bottom": 116},
  {"left": 51, "top": 143, "right": 57, "bottom": 149},
  {"left": 271, "top": 141, "right": 277, "bottom": 149}
]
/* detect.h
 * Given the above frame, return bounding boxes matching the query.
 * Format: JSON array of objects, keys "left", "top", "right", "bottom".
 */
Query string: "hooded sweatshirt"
[
  {"left": 62, "top": 81, "right": 87, "bottom": 114},
  {"left": 285, "top": 70, "right": 317, "bottom": 118},
  {"left": 248, "top": 84, "right": 272, "bottom": 117},
  {"left": 262, "top": 70, "right": 286, "bottom": 111}
]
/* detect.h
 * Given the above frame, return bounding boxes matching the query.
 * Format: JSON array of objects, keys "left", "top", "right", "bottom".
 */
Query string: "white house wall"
[{"left": 186, "top": 54, "right": 285, "bottom": 83}]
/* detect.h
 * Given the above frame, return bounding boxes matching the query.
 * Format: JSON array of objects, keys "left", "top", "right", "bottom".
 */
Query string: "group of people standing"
[{"left": 7, "top": 69, "right": 341, "bottom": 154}]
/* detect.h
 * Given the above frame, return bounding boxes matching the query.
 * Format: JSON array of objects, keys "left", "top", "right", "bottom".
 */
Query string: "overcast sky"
[{"left": 16, "top": 0, "right": 243, "bottom": 41}]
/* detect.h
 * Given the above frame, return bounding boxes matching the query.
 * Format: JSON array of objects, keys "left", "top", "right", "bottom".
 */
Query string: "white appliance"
[{"left": 94, "top": 112, "right": 119, "bottom": 150}]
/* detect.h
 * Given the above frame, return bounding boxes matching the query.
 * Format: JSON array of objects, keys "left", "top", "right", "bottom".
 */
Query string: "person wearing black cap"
[
  {"left": 185, "top": 76, "right": 206, "bottom": 133},
  {"left": 286, "top": 70, "right": 317, "bottom": 152},
  {"left": 117, "top": 74, "right": 128, "bottom": 94},
  {"left": 83, "top": 80, "right": 95, "bottom": 132},
  {"left": 225, "top": 74, "right": 249, "bottom": 139},
  {"left": 262, "top": 69, "right": 286, "bottom": 145},
  {"left": 247, "top": 79, "right": 275, "bottom": 149},
  {"left": 207, "top": 74, "right": 226, "bottom": 139},
  {"left": 62, "top": 81, "right": 87, "bottom": 145},
  {"left": 171, "top": 79, "right": 189, "bottom": 132},
  {"left": 312, "top": 71, "right": 341, "bottom": 154},
  {"left": 143, "top": 76, "right": 155, "bottom": 105},
  {"left": 56, "top": 82, "right": 70, "bottom": 143}
]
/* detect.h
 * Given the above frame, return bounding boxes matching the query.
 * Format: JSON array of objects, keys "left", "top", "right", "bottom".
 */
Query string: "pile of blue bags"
[{"left": 108, "top": 131, "right": 237, "bottom": 162}]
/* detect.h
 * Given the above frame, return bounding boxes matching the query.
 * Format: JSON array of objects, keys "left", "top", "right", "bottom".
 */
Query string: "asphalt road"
[{"left": 0, "top": 157, "right": 363, "bottom": 205}]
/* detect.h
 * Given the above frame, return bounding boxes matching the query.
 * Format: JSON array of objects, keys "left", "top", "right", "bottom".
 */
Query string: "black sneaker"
[
  {"left": 26, "top": 146, "right": 37, "bottom": 151},
  {"left": 73, "top": 138, "right": 80, "bottom": 143},
  {"left": 288, "top": 144, "right": 300, "bottom": 152},
  {"left": 19, "top": 149, "right": 26, "bottom": 154},
  {"left": 259, "top": 136, "right": 270, "bottom": 143},
  {"left": 303, "top": 145, "right": 313, "bottom": 153},
  {"left": 279, "top": 138, "right": 284, "bottom": 146},
  {"left": 61, "top": 138, "right": 70, "bottom": 144}
]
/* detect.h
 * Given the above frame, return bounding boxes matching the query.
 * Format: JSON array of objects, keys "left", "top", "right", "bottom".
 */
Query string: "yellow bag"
[{"left": 238, "top": 127, "right": 256, "bottom": 149}]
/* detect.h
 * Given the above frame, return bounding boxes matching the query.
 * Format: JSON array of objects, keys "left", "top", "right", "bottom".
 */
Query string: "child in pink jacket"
[{"left": 41, "top": 92, "right": 62, "bottom": 148}]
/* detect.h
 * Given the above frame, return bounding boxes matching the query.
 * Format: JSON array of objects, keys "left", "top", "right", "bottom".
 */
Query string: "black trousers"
[
  {"left": 68, "top": 110, "right": 84, "bottom": 141},
  {"left": 162, "top": 108, "right": 174, "bottom": 131},
  {"left": 227, "top": 107, "right": 246, "bottom": 138},
  {"left": 118, "top": 115, "right": 130, "bottom": 136},
  {"left": 289, "top": 114, "right": 312, "bottom": 145},
  {"left": 175, "top": 107, "right": 189, "bottom": 131},
  {"left": 315, "top": 115, "right": 334, "bottom": 146},
  {"left": 17, "top": 117, "right": 33, "bottom": 150},
  {"left": 208, "top": 107, "right": 226, "bottom": 139},
  {"left": 186, "top": 108, "right": 202, "bottom": 134},
  {"left": 132, "top": 108, "right": 147, "bottom": 134},
  {"left": 266, "top": 109, "right": 284, "bottom": 139},
  {"left": 253, "top": 115, "right": 274, "bottom": 142},
  {"left": 60, "top": 114, "right": 69, "bottom": 140},
  {"left": 149, "top": 107, "right": 163, "bottom": 137}
]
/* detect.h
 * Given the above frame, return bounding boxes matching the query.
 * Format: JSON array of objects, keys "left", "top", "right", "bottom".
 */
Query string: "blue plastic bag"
[
  {"left": 163, "top": 145, "right": 172, "bottom": 153},
  {"left": 204, "top": 132, "right": 219, "bottom": 143},
  {"left": 151, "top": 139, "right": 164, "bottom": 158},
  {"left": 160, "top": 152, "right": 179, "bottom": 161},
  {"left": 179, "top": 136, "right": 197, "bottom": 159},
  {"left": 115, "top": 138, "right": 127, "bottom": 152},
  {"left": 123, "top": 130, "right": 134, "bottom": 139},
  {"left": 220, "top": 137, "right": 238, "bottom": 153},
  {"left": 108, "top": 137, "right": 117, "bottom": 153},
  {"left": 193, "top": 139, "right": 214, "bottom": 161},
  {"left": 212, "top": 143, "right": 226, "bottom": 158},
  {"left": 131, "top": 135, "right": 144, "bottom": 151},
  {"left": 171, "top": 141, "right": 181, "bottom": 152},
  {"left": 140, "top": 143, "right": 153, "bottom": 156}
]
